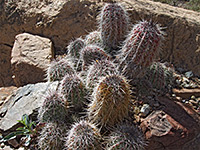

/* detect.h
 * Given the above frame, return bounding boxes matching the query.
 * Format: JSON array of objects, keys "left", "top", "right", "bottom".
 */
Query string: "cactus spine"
[
  {"left": 65, "top": 120, "right": 102, "bottom": 150},
  {"left": 68, "top": 38, "right": 85, "bottom": 59},
  {"left": 86, "top": 59, "right": 118, "bottom": 89},
  {"left": 119, "top": 20, "right": 163, "bottom": 79},
  {"left": 47, "top": 58, "right": 75, "bottom": 82},
  {"left": 85, "top": 31, "right": 103, "bottom": 47},
  {"left": 99, "top": 3, "right": 129, "bottom": 54},
  {"left": 38, "top": 122, "right": 66, "bottom": 150},
  {"left": 80, "top": 45, "right": 110, "bottom": 70},
  {"left": 38, "top": 91, "right": 68, "bottom": 124},
  {"left": 59, "top": 74, "right": 87, "bottom": 111},
  {"left": 88, "top": 74, "right": 131, "bottom": 128},
  {"left": 67, "top": 38, "right": 85, "bottom": 71},
  {"left": 106, "top": 123, "right": 146, "bottom": 150},
  {"left": 145, "top": 62, "right": 174, "bottom": 91}
]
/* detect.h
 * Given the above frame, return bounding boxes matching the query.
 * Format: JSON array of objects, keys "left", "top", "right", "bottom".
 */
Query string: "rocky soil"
[{"left": 0, "top": 0, "right": 200, "bottom": 150}]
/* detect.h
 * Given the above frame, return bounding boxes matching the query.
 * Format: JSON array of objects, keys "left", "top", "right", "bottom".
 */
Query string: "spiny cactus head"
[
  {"left": 99, "top": 2, "right": 129, "bottom": 54},
  {"left": 38, "top": 91, "right": 68, "bottom": 124},
  {"left": 59, "top": 74, "right": 87, "bottom": 111},
  {"left": 80, "top": 45, "right": 111, "bottom": 70},
  {"left": 85, "top": 31, "right": 103, "bottom": 47},
  {"left": 38, "top": 122, "right": 66, "bottom": 150},
  {"left": 119, "top": 20, "right": 164, "bottom": 79},
  {"left": 47, "top": 58, "right": 75, "bottom": 82},
  {"left": 65, "top": 120, "right": 102, "bottom": 150},
  {"left": 88, "top": 74, "right": 131, "bottom": 128},
  {"left": 86, "top": 59, "right": 119, "bottom": 89},
  {"left": 145, "top": 62, "right": 174, "bottom": 91},
  {"left": 106, "top": 123, "right": 146, "bottom": 150},
  {"left": 122, "top": 20, "right": 163, "bottom": 66},
  {"left": 67, "top": 38, "right": 85, "bottom": 59}
]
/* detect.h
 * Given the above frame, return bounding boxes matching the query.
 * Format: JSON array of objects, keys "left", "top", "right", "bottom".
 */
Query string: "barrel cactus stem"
[
  {"left": 99, "top": 3, "right": 130, "bottom": 54},
  {"left": 88, "top": 74, "right": 131, "bottom": 128},
  {"left": 119, "top": 20, "right": 164, "bottom": 79}
]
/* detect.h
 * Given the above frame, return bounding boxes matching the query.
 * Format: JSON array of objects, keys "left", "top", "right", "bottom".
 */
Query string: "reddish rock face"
[
  {"left": 11, "top": 33, "right": 54, "bottom": 87},
  {"left": 140, "top": 97, "right": 200, "bottom": 150}
]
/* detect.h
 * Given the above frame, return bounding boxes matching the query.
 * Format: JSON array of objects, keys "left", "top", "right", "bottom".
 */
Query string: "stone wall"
[{"left": 0, "top": 0, "right": 199, "bottom": 87}]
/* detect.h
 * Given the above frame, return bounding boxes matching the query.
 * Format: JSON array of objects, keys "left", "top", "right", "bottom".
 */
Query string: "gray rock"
[
  {"left": 140, "top": 104, "right": 151, "bottom": 117},
  {"left": 185, "top": 71, "right": 193, "bottom": 78},
  {"left": 0, "top": 81, "right": 59, "bottom": 132}
]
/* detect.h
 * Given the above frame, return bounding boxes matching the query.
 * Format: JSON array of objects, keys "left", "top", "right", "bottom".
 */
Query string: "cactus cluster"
[
  {"left": 99, "top": 2, "right": 130, "bottom": 54},
  {"left": 38, "top": 122, "right": 66, "bottom": 150},
  {"left": 106, "top": 123, "right": 146, "bottom": 150},
  {"left": 80, "top": 45, "right": 111, "bottom": 70},
  {"left": 47, "top": 58, "right": 75, "bottom": 82},
  {"left": 86, "top": 59, "right": 118, "bottom": 89},
  {"left": 119, "top": 20, "right": 163, "bottom": 79},
  {"left": 36, "top": 1, "right": 177, "bottom": 149},
  {"left": 59, "top": 74, "right": 87, "bottom": 111},
  {"left": 144, "top": 62, "right": 174, "bottom": 91},
  {"left": 65, "top": 120, "right": 102, "bottom": 150},
  {"left": 85, "top": 31, "right": 103, "bottom": 47},
  {"left": 67, "top": 38, "right": 85, "bottom": 59},
  {"left": 88, "top": 74, "right": 131, "bottom": 128},
  {"left": 38, "top": 91, "right": 68, "bottom": 124}
]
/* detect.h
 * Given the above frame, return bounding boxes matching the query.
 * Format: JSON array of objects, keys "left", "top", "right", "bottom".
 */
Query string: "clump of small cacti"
[
  {"left": 80, "top": 45, "right": 110, "bottom": 70},
  {"left": 38, "top": 91, "right": 68, "bottom": 124},
  {"left": 59, "top": 74, "right": 87, "bottom": 111},
  {"left": 145, "top": 62, "right": 174, "bottom": 92},
  {"left": 106, "top": 123, "right": 146, "bottom": 150},
  {"left": 67, "top": 38, "right": 85, "bottom": 71},
  {"left": 47, "top": 58, "right": 75, "bottom": 82},
  {"left": 38, "top": 122, "right": 66, "bottom": 150},
  {"left": 88, "top": 74, "right": 131, "bottom": 128},
  {"left": 65, "top": 120, "right": 102, "bottom": 150},
  {"left": 86, "top": 59, "right": 118, "bottom": 89},
  {"left": 99, "top": 2, "right": 130, "bottom": 54},
  {"left": 85, "top": 31, "right": 103, "bottom": 47},
  {"left": 119, "top": 20, "right": 164, "bottom": 79},
  {"left": 67, "top": 38, "right": 85, "bottom": 59}
]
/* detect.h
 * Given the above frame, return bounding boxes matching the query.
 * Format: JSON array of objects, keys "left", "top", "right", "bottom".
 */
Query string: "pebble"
[
  {"left": 153, "top": 101, "right": 160, "bottom": 107},
  {"left": 176, "top": 97, "right": 182, "bottom": 101},
  {"left": 140, "top": 104, "right": 151, "bottom": 117},
  {"left": 189, "top": 99, "right": 198, "bottom": 106},
  {"left": 0, "top": 143, "right": 5, "bottom": 148},
  {"left": 185, "top": 71, "right": 193, "bottom": 78},
  {"left": 182, "top": 77, "right": 190, "bottom": 83}
]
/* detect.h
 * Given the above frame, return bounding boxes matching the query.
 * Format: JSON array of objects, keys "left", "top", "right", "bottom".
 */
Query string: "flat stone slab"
[{"left": 0, "top": 81, "right": 58, "bottom": 132}]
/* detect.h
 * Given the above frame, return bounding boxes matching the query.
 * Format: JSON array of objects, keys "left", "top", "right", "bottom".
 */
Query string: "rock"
[
  {"left": 173, "top": 88, "right": 200, "bottom": 99},
  {"left": 140, "top": 104, "right": 151, "bottom": 117},
  {"left": 11, "top": 33, "right": 54, "bottom": 87},
  {"left": 0, "top": 81, "right": 59, "bottom": 133},
  {"left": 7, "top": 139, "right": 19, "bottom": 148},
  {"left": 0, "top": 0, "right": 200, "bottom": 86},
  {"left": 0, "top": 44, "right": 14, "bottom": 87},
  {"left": 0, "top": 145, "right": 14, "bottom": 150},
  {"left": 0, "top": 86, "right": 18, "bottom": 104},
  {"left": 141, "top": 97, "right": 200, "bottom": 150},
  {"left": 185, "top": 71, "right": 193, "bottom": 78}
]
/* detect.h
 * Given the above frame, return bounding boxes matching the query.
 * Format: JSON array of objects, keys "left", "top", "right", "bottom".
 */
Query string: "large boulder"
[
  {"left": 140, "top": 96, "right": 200, "bottom": 150},
  {"left": 0, "top": 81, "right": 58, "bottom": 133},
  {"left": 11, "top": 33, "right": 54, "bottom": 87},
  {"left": 0, "top": 0, "right": 200, "bottom": 87}
]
